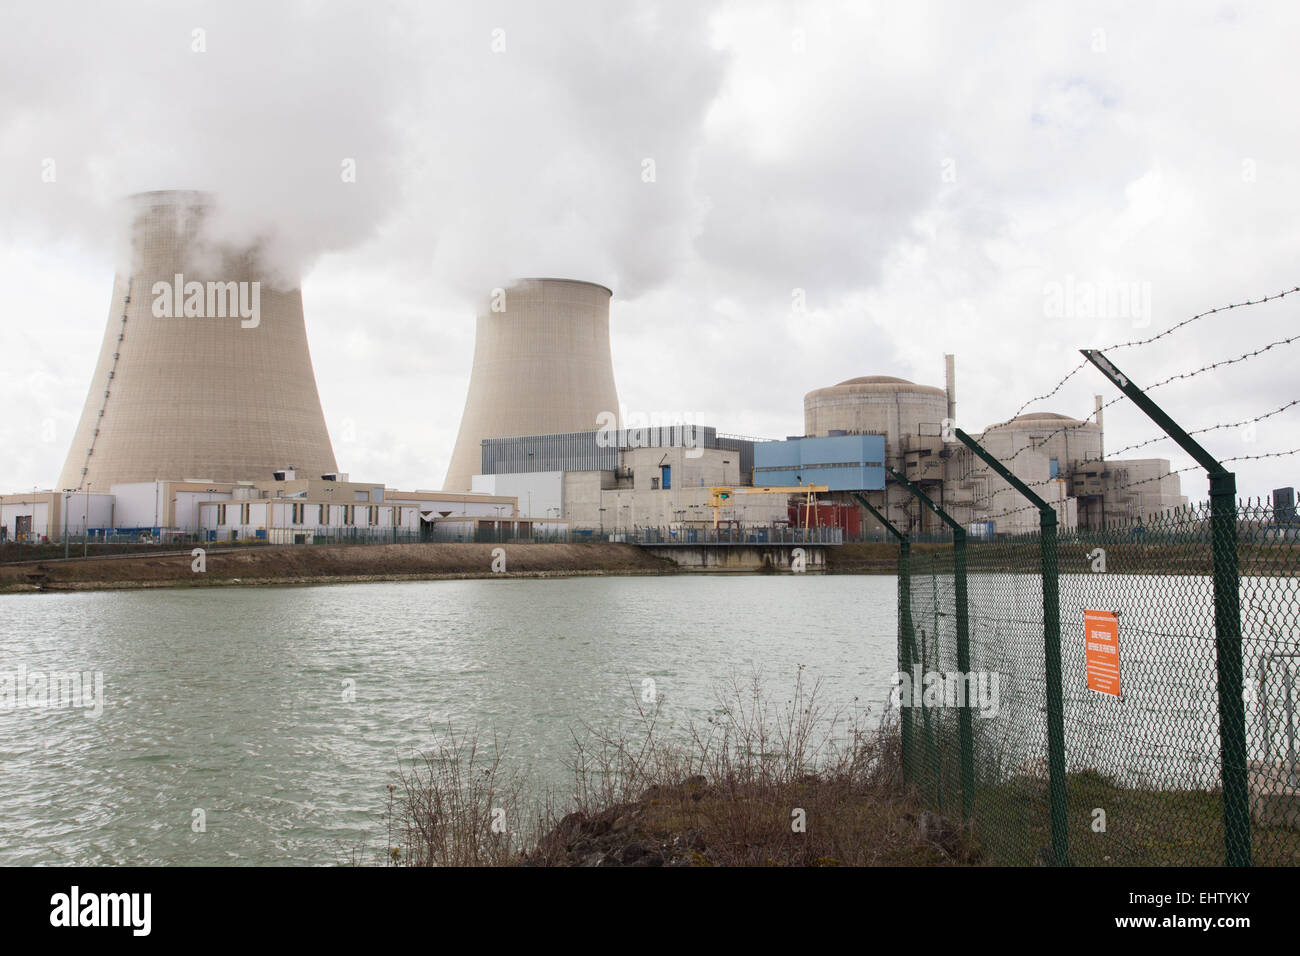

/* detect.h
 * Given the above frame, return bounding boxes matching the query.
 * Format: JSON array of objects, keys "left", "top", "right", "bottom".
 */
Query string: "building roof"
[
  {"left": 516, "top": 277, "right": 614, "bottom": 297},
  {"left": 837, "top": 375, "right": 914, "bottom": 385},
  {"left": 806, "top": 375, "right": 947, "bottom": 400},
  {"left": 979, "top": 411, "right": 1098, "bottom": 433}
]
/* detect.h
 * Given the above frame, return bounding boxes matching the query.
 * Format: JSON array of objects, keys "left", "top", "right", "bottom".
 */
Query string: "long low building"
[
  {"left": 0, "top": 490, "right": 115, "bottom": 542},
  {"left": 0, "top": 470, "right": 541, "bottom": 543}
]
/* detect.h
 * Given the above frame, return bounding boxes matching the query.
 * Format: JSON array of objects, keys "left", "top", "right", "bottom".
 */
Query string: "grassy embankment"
[
  {"left": 1, "top": 537, "right": 944, "bottom": 592},
  {"left": 383, "top": 672, "right": 982, "bottom": 868},
  {"left": 382, "top": 670, "right": 1300, "bottom": 867},
  {"left": 825, "top": 541, "right": 951, "bottom": 573},
  {"left": 0, "top": 541, "right": 677, "bottom": 593}
]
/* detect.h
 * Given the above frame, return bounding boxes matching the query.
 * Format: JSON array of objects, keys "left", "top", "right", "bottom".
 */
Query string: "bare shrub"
[
  {"left": 390, "top": 668, "right": 967, "bottom": 866},
  {"left": 388, "top": 726, "right": 538, "bottom": 866}
]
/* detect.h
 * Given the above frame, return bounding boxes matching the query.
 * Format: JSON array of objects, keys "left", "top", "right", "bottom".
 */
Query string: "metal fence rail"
[
  {"left": 623, "top": 526, "right": 844, "bottom": 546},
  {"left": 4, "top": 524, "right": 846, "bottom": 562}
]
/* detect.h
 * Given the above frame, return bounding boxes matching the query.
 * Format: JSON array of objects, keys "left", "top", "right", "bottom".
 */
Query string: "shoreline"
[
  {"left": 0, "top": 541, "right": 679, "bottom": 594},
  {"left": 0, "top": 540, "right": 922, "bottom": 594}
]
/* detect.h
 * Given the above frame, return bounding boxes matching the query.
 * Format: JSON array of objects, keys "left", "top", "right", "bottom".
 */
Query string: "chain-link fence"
[{"left": 900, "top": 501, "right": 1300, "bottom": 865}]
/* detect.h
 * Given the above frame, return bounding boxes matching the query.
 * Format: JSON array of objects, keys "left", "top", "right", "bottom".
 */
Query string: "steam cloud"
[{"left": 0, "top": 0, "right": 726, "bottom": 296}]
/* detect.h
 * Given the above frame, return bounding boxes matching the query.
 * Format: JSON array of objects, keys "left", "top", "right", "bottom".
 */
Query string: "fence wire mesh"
[{"left": 901, "top": 501, "right": 1300, "bottom": 865}]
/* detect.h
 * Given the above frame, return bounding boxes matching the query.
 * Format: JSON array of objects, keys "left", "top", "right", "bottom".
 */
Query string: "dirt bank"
[
  {"left": 518, "top": 777, "right": 980, "bottom": 867},
  {"left": 826, "top": 541, "right": 952, "bottom": 573},
  {"left": 0, "top": 542, "right": 678, "bottom": 593}
]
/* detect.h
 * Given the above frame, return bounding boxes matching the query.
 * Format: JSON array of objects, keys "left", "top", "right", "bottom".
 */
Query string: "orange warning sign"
[{"left": 1084, "top": 609, "right": 1121, "bottom": 697}]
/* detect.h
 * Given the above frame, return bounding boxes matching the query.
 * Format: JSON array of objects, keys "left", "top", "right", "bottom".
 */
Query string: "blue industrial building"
[{"left": 752, "top": 435, "right": 886, "bottom": 491}]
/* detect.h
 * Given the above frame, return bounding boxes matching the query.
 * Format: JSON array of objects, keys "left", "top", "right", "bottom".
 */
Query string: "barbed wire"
[
  {"left": 996, "top": 285, "right": 1299, "bottom": 427},
  {"left": 970, "top": 327, "right": 1300, "bottom": 474},
  {"left": 886, "top": 286, "right": 1300, "bottom": 532},
  {"left": 1105, "top": 285, "right": 1300, "bottom": 352},
  {"left": 968, "top": 446, "right": 1300, "bottom": 525},
  {"left": 1002, "top": 359, "right": 1089, "bottom": 424},
  {"left": 961, "top": 398, "right": 1300, "bottom": 505},
  {"left": 1135, "top": 329, "right": 1300, "bottom": 392}
]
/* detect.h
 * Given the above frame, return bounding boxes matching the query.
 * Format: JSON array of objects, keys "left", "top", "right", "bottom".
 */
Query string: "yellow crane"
[{"left": 706, "top": 485, "right": 828, "bottom": 530}]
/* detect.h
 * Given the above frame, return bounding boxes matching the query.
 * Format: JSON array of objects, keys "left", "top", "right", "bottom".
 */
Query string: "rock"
[{"left": 618, "top": 842, "right": 651, "bottom": 864}]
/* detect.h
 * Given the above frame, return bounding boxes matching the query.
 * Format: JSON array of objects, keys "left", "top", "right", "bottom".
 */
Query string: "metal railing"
[{"left": 622, "top": 526, "right": 844, "bottom": 546}]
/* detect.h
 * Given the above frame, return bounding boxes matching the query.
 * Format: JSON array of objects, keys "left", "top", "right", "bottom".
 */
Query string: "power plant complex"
[{"left": 1, "top": 191, "right": 1196, "bottom": 548}]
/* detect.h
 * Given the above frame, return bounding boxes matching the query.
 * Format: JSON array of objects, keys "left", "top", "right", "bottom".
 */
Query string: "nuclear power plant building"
[
  {"left": 794, "top": 362, "right": 1188, "bottom": 537},
  {"left": 3, "top": 221, "right": 1199, "bottom": 546}
]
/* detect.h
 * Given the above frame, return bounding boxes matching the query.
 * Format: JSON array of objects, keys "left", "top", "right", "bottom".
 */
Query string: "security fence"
[
  {"left": 624, "top": 526, "right": 843, "bottom": 545},
  {"left": 6, "top": 523, "right": 850, "bottom": 562},
  {"left": 898, "top": 499, "right": 1300, "bottom": 866},
  {"left": 872, "top": 297, "right": 1300, "bottom": 868},
  {"left": 0, "top": 525, "right": 576, "bottom": 563}
]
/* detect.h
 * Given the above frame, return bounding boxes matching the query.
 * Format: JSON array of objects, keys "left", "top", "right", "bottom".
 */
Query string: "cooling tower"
[
  {"left": 443, "top": 278, "right": 619, "bottom": 491},
  {"left": 56, "top": 190, "right": 337, "bottom": 491}
]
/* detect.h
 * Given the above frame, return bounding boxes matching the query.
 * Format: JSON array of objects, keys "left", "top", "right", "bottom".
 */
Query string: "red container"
[{"left": 788, "top": 503, "right": 860, "bottom": 536}]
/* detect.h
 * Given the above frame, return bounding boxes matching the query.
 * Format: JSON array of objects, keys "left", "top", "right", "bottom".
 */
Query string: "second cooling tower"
[{"left": 443, "top": 279, "right": 619, "bottom": 491}]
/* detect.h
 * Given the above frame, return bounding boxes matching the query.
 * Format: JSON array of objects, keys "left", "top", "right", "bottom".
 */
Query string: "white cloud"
[{"left": 2, "top": 0, "right": 1297, "bottom": 497}]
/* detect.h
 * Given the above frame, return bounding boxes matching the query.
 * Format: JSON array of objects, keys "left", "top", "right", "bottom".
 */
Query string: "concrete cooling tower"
[
  {"left": 443, "top": 278, "right": 619, "bottom": 491},
  {"left": 56, "top": 190, "right": 338, "bottom": 491}
]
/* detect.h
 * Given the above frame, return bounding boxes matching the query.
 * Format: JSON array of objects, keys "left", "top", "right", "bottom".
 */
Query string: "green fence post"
[
  {"left": 1082, "top": 349, "right": 1251, "bottom": 866},
  {"left": 852, "top": 492, "right": 915, "bottom": 786},
  {"left": 899, "top": 539, "right": 914, "bottom": 784},
  {"left": 888, "top": 470, "right": 975, "bottom": 823},
  {"left": 955, "top": 429, "right": 1070, "bottom": 866},
  {"left": 1210, "top": 471, "right": 1250, "bottom": 865}
]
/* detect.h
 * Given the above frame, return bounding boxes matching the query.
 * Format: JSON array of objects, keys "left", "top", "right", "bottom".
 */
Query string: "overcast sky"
[{"left": 2, "top": 0, "right": 1297, "bottom": 500}]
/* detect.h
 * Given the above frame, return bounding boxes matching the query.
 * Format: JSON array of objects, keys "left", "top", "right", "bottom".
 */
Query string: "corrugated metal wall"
[{"left": 481, "top": 426, "right": 751, "bottom": 475}]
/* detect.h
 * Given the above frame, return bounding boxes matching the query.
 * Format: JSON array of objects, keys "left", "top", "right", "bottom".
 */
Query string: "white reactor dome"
[
  {"left": 803, "top": 375, "right": 949, "bottom": 466},
  {"left": 978, "top": 411, "right": 1102, "bottom": 468}
]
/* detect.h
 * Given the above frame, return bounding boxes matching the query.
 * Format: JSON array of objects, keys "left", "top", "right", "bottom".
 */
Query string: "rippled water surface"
[{"left": 0, "top": 576, "right": 896, "bottom": 865}]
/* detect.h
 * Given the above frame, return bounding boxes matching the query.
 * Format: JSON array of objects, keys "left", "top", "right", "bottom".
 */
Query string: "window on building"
[
  {"left": 292, "top": 503, "right": 304, "bottom": 524},
  {"left": 318, "top": 503, "right": 327, "bottom": 524},
  {"left": 216, "top": 504, "right": 226, "bottom": 525},
  {"left": 240, "top": 503, "right": 250, "bottom": 524},
  {"left": 1049, "top": 458, "right": 1060, "bottom": 478},
  {"left": 344, "top": 505, "right": 354, "bottom": 526},
  {"left": 368, "top": 506, "right": 378, "bottom": 526}
]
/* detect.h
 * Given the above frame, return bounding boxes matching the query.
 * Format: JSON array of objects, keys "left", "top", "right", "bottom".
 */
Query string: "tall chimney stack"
[
  {"left": 944, "top": 353, "right": 957, "bottom": 427},
  {"left": 1095, "top": 394, "right": 1105, "bottom": 461}
]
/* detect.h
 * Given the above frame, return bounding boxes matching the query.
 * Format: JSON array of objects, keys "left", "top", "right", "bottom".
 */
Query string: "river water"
[{"left": 0, "top": 575, "right": 897, "bottom": 865}]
